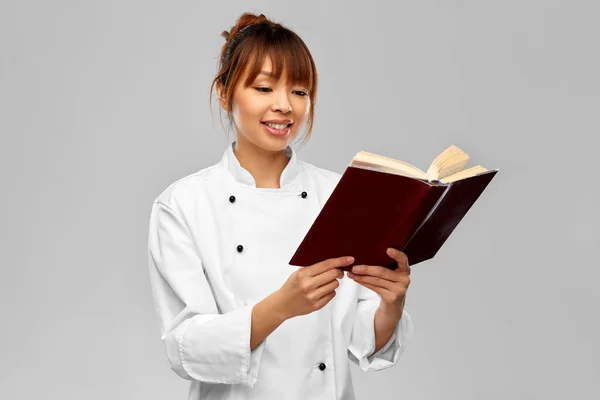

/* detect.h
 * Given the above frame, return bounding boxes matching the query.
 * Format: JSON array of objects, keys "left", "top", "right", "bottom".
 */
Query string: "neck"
[{"left": 233, "top": 136, "right": 290, "bottom": 189}]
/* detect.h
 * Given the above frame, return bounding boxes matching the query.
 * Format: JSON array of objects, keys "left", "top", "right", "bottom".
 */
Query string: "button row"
[
  {"left": 228, "top": 189, "right": 322, "bottom": 370},
  {"left": 231, "top": 192, "right": 308, "bottom": 253},
  {"left": 228, "top": 192, "right": 308, "bottom": 204}
]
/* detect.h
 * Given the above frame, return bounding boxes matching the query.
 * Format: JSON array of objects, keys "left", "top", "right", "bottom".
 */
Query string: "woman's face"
[{"left": 226, "top": 57, "right": 310, "bottom": 152}]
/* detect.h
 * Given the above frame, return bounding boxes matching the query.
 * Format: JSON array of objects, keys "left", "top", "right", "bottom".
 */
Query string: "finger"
[
  {"left": 350, "top": 264, "right": 402, "bottom": 282},
  {"left": 313, "top": 290, "right": 336, "bottom": 310},
  {"left": 354, "top": 280, "right": 393, "bottom": 299},
  {"left": 312, "top": 279, "right": 339, "bottom": 300},
  {"left": 308, "top": 256, "right": 354, "bottom": 277},
  {"left": 349, "top": 273, "right": 398, "bottom": 291},
  {"left": 312, "top": 268, "right": 344, "bottom": 289},
  {"left": 386, "top": 248, "right": 410, "bottom": 274}
]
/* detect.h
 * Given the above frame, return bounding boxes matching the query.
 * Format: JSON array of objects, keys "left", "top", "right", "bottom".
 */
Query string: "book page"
[
  {"left": 426, "top": 145, "right": 470, "bottom": 181},
  {"left": 351, "top": 151, "right": 427, "bottom": 180},
  {"left": 441, "top": 165, "right": 488, "bottom": 183}
]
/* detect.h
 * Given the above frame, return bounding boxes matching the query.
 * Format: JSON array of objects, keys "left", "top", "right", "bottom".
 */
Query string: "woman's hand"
[
  {"left": 347, "top": 247, "right": 411, "bottom": 316},
  {"left": 275, "top": 256, "right": 354, "bottom": 320}
]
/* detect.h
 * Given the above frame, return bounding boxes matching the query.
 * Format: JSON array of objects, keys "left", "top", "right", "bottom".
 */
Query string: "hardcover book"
[{"left": 289, "top": 145, "right": 498, "bottom": 271}]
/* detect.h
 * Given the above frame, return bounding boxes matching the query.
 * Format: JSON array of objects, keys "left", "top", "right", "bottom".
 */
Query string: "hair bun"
[{"left": 223, "top": 13, "right": 270, "bottom": 43}]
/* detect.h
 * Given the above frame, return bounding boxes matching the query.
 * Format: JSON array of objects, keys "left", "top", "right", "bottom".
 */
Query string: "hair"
[{"left": 210, "top": 13, "right": 318, "bottom": 147}]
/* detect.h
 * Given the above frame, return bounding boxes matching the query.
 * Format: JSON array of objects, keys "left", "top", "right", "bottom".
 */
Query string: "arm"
[
  {"left": 373, "top": 295, "right": 405, "bottom": 354},
  {"left": 250, "top": 291, "right": 288, "bottom": 349},
  {"left": 347, "top": 283, "right": 413, "bottom": 371},
  {"left": 148, "top": 200, "right": 283, "bottom": 387}
]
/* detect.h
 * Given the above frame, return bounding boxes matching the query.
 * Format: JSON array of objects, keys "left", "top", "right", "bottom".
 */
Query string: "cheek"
[
  {"left": 233, "top": 94, "right": 266, "bottom": 125},
  {"left": 293, "top": 99, "right": 310, "bottom": 120}
]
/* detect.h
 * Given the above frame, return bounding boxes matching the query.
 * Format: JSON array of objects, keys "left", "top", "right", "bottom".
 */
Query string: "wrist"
[
  {"left": 377, "top": 299, "right": 404, "bottom": 320},
  {"left": 268, "top": 290, "right": 292, "bottom": 322}
]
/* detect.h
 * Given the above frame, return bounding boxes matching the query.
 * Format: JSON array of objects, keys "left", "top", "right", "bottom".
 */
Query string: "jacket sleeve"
[
  {"left": 347, "top": 282, "right": 413, "bottom": 371},
  {"left": 147, "top": 200, "right": 266, "bottom": 387}
]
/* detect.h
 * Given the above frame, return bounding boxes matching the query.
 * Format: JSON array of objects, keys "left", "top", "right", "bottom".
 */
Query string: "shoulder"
[
  {"left": 153, "top": 161, "right": 224, "bottom": 210},
  {"left": 299, "top": 159, "right": 343, "bottom": 193}
]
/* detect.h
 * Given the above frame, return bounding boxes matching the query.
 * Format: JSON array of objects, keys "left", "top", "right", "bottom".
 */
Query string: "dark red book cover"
[{"left": 289, "top": 167, "right": 498, "bottom": 271}]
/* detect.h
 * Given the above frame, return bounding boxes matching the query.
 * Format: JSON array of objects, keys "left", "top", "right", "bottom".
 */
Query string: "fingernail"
[
  {"left": 347, "top": 257, "right": 354, "bottom": 263},
  {"left": 353, "top": 266, "right": 362, "bottom": 273},
  {"left": 387, "top": 248, "right": 393, "bottom": 255}
]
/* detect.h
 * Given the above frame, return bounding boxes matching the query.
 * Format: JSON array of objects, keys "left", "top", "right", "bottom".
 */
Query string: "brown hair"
[{"left": 210, "top": 13, "right": 318, "bottom": 146}]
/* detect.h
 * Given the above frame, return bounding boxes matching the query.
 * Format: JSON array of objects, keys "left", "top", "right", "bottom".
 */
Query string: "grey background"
[{"left": 1, "top": 0, "right": 598, "bottom": 399}]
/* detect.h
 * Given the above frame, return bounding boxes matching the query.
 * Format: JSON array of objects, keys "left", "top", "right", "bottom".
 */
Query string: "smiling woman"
[
  {"left": 225, "top": 56, "right": 307, "bottom": 145},
  {"left": 210, "top": 13, "right": 317, "bottom": 150},
  {"left": 148, "top": 11, "right": 413, "bottom": 400}
]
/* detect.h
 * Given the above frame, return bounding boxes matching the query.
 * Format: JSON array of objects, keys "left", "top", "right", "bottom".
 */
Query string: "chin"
[
  {"left": 257, "top": 132, "right": 297, "bottom": 151},
  {"left": 237, "top": 126, "right": 299, "bottom": 153},
  {"left": 260, "top": 138, "right": 291, "bottom": 152}
]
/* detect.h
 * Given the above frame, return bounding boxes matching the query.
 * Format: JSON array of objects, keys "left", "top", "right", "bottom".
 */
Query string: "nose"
[{"left": 271, "top": 89, "right": 292, "bottom": 114}]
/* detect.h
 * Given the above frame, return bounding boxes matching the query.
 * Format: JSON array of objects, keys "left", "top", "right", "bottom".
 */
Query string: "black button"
[
  {"left": 229, "top": 195, "right": 236, "bottom": 203},
  {"left": 318, "top": 362, "right": 326, "bottom": 371},
  {"left": 237, "top": 245, "right": 243, "bottom": 253},
  {"left": 301, "top": 191, "right": 308, "bottom": 198}
]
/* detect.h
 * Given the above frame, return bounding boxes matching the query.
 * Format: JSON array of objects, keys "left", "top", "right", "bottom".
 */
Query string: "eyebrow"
[{"left": 256, "top": 70, "right": 305, "bottom": 88}]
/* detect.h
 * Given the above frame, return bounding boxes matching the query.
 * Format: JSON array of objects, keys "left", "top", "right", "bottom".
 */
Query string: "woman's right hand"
[{"left": 275, "top": 256, "right": 355, "bottom": 320}]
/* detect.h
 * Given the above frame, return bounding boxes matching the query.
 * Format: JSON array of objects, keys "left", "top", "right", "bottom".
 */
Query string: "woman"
[{"left": 148, "top": 12, "right": 413, "bottom": 400}]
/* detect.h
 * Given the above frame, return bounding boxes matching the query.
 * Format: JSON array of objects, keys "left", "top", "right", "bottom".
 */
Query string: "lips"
[
  {"left": 261, "top": 119, "right": 293, "bottom": 124},
  {"left": 262, "top": 122, "right": 291, "bottom": 136},
  {"left": 261, "top": 121, "right": 293, "bottom": 129}
]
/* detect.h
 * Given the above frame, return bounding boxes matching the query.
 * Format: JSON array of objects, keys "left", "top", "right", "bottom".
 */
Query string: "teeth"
[{"left": 265, "top": 122, "right": 289, "bottom": 130}]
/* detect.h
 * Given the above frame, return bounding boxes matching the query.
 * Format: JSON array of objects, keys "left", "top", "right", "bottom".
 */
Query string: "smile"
[
  {"left": 263, "top": 122, "right": 290, "bottom": 130},
  {"left": 261, "top": 122, "right": 292, "bottom": 136}
]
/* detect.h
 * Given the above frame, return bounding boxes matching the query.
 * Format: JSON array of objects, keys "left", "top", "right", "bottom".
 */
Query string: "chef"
[{"left": 147, "top": 12, "right": 413, "bottom": 400}]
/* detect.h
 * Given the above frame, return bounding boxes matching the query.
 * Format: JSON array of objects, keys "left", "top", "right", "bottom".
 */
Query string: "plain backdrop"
[{"left": 1, "top": 0, "right": 598, "bottom": 399}]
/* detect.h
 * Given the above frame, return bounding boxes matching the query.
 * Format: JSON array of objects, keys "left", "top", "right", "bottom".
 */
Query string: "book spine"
[
  {"left": 402, "top": 170, "right": 498, "bottom": 266},
  {"left": 377, "top": 184, "right": 447, "bottom": 269},
  {"left": 403, "top": 185, "right": 451, "bottom": 247}
]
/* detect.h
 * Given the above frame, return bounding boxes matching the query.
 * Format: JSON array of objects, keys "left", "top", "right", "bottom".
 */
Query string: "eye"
[
  {"left": 294, "top": 90, "right": 308, "bottom": 97},
  {"left": 255, "top": 87, "right": 272, "bottom": 93}
]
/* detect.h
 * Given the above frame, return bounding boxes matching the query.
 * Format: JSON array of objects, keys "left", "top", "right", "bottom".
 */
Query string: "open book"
[
  {"left": 289, "top": 145, "right": 498, "bottom": 270},
  {"left": 351, "top": 145, "right": 489, "bottom": 184}
]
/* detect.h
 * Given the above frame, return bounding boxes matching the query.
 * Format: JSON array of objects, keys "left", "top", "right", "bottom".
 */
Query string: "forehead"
[
  {"left": 259, "top": 56, "right": 273, "bottom": 73},
  {"left": 257, "top": 57, "right": 287, "bottom": 80},
  {"left": 243, "top": 56, "right": 292, "bottom": 84}
]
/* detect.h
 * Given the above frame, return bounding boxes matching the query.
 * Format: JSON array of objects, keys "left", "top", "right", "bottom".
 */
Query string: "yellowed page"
[
  {"left": 351, "top": 151, "right": 427, "bottom": 180},
  {"left": 426, "top": 145, "right": 470, "bottom": 180},
  {"left": 440, "top": 165, "right": 488, "bottom": 183}
]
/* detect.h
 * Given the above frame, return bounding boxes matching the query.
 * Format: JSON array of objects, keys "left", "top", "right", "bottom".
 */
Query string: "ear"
[{"left": 216, "top": 81, "right": 229, "bottom": 112}]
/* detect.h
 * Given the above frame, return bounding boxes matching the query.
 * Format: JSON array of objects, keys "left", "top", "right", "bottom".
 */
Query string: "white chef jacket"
[{"left": 147, "top": 141, "right": 413, "bottom": 400}]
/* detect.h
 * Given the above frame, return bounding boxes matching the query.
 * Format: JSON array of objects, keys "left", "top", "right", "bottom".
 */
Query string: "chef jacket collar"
[{"left": 222, "top": 141, "right": 300, "bottom": 189}]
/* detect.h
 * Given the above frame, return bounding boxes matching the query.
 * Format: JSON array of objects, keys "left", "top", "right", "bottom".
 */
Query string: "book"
[{"left": 288, "top": 145, "right": 498, "bottom": 271}]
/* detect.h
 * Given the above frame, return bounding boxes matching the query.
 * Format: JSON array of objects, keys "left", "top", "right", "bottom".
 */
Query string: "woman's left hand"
[{"left": 346, "top": 247, "right": 411, "bottom": 313}]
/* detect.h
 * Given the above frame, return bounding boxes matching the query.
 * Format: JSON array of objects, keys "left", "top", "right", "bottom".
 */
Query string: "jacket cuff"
[
  {"left": 165, "top": 303, "right": 266, "bottom": 387},
  {"left": 348, "top": 299, "right": 413, "bottom": 372}
]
